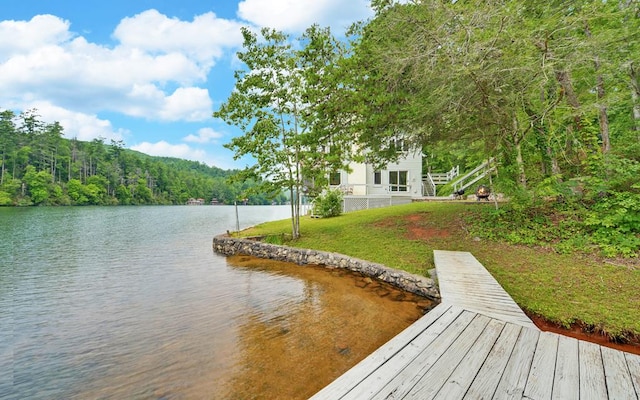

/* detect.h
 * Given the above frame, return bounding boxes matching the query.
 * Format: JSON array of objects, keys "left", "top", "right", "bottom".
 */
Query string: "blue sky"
[{"left": 1, "top": 0, "right": 373, "bottom": 170}]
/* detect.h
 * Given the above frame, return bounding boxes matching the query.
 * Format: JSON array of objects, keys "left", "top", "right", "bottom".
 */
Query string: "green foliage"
[
  {"left": 312, "top": 189, "right": 343, "bottom": 218},
  {"left": 67, "top": 179, "right": 88, "bottom": 204},
  {"left": 349, "top": 0, "right": 640, "bottom": 193},
  {"left": 0, "top": 107, "right": 275, "bottom": 206},
  {"left": 341, "top": 0, "right": 640, "bottom": 257},
  {"left": 262, "top": 234, "right": 285, "bottom": 245},
  {"left": 23, "top": 166, "right": 51, "bottom": 205},
  {"left": 470, "top": 180, "right": 640, "bottom": 258},
  {"left": 214, "top": 26, "right": 350, "bottom": 238},
  {"left": 585, "top": 189, "right": 640, "bottom": 257},
  {"left": 0, "top": 191, "right": 12, "bottom": 206}
]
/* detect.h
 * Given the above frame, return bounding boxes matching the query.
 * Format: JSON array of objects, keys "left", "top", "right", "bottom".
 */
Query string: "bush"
[
  {"left": 0, "top": 191, "right": 13, "bottom": 206},
  {"left": 312, "top": 189, "right": 343, "bottom": 218}
]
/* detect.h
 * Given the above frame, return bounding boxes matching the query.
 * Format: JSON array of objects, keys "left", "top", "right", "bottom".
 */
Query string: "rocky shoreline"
[{"left": 212, "top": 234, "right": 440, "bottom": 301}]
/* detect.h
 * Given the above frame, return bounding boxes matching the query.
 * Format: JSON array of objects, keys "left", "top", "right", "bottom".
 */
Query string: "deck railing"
[
  {"left": 422, "top": 175, "right": 436, "bottom": 197},
  {"left": 342, "top": 195, "right": 412, "bottom": 213},
  {"left": 450, "top": 158, "right": 496, "bottom": 194},
  {"left": 422, "top": 165, "right": 459, "bottom": 197},
  {"left": 330, "top": 183, "right": 413, "bottom": 196},
  {"left": 427, "top": 165, "right": 459, "bottom": 184}
]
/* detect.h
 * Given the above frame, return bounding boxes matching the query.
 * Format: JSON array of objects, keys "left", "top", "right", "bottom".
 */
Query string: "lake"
[{"left": 0, "top": 206, "right": 432, "bottom": 399}]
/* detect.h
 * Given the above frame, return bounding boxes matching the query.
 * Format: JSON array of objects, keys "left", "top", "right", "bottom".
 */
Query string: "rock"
[{"left": 212, "top": 234, "right": 441, "bottom": 301}]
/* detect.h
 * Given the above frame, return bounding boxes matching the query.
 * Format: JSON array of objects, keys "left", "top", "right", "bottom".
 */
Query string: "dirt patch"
[
  {"left": 407, "top": 226, "right": 450, "bottom": 240},
  {"left": 375, "top": 212, "right": 451, "bottom": 241},
  {"left": 527, "top": 312, "right": 640, "bottom": 355}
]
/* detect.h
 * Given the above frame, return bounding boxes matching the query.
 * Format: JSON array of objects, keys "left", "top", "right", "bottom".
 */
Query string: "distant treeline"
[{"left": 0, "top": 109, "right": 286, "bottom": 206}]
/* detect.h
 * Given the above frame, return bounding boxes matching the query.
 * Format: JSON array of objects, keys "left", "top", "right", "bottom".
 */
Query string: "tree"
[
  {"left": 41, "top": 122, "right": 64, "bottom": 182},
  {"left": 23, "top": 165, "right": 51, "bottom": 205},
  {"left": 67, "top": 179, "right": 89, "bottom": 204},
  {"left": 296, "top": 25, "right": 355, "bottom": 187},
  {"left": 214, "top": 26, "right": 348, "bottom": 238},
  {"left": 340, "top": 0, "right": 640, "bottom": 256},
  {"left": 0, "top": 110, "right": 17, "bottom": 185}
]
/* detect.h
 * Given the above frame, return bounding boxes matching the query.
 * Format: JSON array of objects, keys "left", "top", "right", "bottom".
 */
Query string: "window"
[
  {"left": 389, "top": 171, "right": 408, "bottom": 192},
  {"left": 374, "top": 171, "right": 381, "bottom": 185},
  {"left": 391, "top": 138, "right": 409, "bottom": 153},
  {"left": 329, "top": 172, "right": 341, "bottom": 186}
]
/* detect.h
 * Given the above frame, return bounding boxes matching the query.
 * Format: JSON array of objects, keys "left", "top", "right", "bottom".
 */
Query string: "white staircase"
[
  {"left": 450, "top": 158, "right": 496, "bottom": 195},
  {"left": 422, "top": 159, "right": 496, "bottom": 197},
  {"left": 422, "top": 165, "right": 459, "bottom": 197}
]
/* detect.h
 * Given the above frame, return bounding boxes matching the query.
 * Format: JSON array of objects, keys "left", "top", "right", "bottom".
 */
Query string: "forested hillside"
[{"left": 0, "top": 109, "right": 283, "bottom": 206}]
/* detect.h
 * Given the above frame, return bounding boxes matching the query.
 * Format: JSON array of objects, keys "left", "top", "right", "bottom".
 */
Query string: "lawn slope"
[{"left": 240, "top": 202, "right": 640, "bottom": 342}]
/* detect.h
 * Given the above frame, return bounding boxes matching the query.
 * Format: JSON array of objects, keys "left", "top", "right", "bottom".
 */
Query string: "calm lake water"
[{"left": 0, "top": 206, "right": 432, "bottom": 399}]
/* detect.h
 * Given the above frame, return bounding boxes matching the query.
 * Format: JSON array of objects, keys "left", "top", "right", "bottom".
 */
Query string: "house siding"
[{"left": 331, "top": 149, "right": 423, "bottom": 199}]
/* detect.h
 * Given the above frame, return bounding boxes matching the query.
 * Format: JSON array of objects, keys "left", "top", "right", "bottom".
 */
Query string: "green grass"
[{"left": 240, "top": 202, "right": 640, "bottom": 341}]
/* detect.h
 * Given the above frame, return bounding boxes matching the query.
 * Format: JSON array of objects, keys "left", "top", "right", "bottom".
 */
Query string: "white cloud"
[
  {"left": 130, "top": 139, "right": 246, "bottom": 170},
  {"left": 130, "top": 140, "right": 233, "bottom": 168},
  {"left": 131, "top": 140, "right": 205, "bottom": 160},
  {"left": 113, "top": 9, "right": 244, "bottom": 64},
  {"left": 0, "top": 4, "right": 371, "bottom": 172},
  {"left": 27, "top": 101, "right": 127, "bottom": 142},
  {"left": 0, "top": 10, "right": 242, "bottom": 125},
  {"left": 0, "top": 15, "right": 72, "bottom": 58},
  {"left": 183, "top": 127, "right": 224, "bottom": 144},
  {"left": 237, "top": 0, "right": 373, "bottom": 33},
  {"left": 159, "top": 87, "right": 213, "bottom": 121},
  {"left": 119, "top": 85, "right": 212, "bottom": 121}
]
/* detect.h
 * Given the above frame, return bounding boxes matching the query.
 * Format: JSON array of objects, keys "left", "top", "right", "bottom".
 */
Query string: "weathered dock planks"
[
  {"left": 310, "top": 251, "right": 639, "bottom": 399},
  {"left": 433, "top": 250, "right": 538, "bottom": 330}
]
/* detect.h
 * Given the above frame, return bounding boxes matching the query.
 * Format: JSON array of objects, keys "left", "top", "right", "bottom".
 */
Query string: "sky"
[{"left": 0, "top": 0, "right": 373, "bottom": 170}]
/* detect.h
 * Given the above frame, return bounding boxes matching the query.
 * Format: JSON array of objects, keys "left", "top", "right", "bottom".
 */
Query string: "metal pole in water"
[{"left": 235, "top": 200, "right": 240, "bottom": 233}]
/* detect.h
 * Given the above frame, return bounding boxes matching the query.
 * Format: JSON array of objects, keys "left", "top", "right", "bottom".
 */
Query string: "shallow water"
[{"left": 1, "top": 206, "right": 433, "bottom": 399}]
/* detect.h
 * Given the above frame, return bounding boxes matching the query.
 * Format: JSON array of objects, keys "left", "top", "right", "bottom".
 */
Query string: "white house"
[{"left": 329, "top": 148, "right": 424, "bottom": 200}]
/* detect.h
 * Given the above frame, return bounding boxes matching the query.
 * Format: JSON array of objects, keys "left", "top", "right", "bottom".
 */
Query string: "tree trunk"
[
  {"left": 596, "top": 69, "right": 611, "bottom": 153},
  {"left": 515, "top": 140, "right": 526, "bottom": 188},
  {"left": 585, "top": 23, "right": 611, "bottom": 153},
  {"left": 528, "top": 88, "right": 561, "bottom": 178},
  {"left": 0, "top": 153, "right": 4, "bottom": 185},
  {"left": 555, "top": 69, "right": 582, "bottom": 126},
  {"left": 547, "top": 146, "right": 560, "bottom": 176},
  {"left": 513, "top": 117, "right": 527, "bottom": 188},
  {"left": 51, "top": 150, "right": 57, "bottom": 183},
  {"left": 555, "top": 69, "right": 585, "bottom": 165},
  {"left": 289, "top": 186, "right": 299, "bottom": 239},
  {"left": 631, "top": 62, "right": 640, "bottom": 133}
]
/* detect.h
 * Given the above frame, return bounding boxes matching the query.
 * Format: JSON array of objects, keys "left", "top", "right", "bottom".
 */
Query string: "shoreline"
[{"left": 213, "top": 232, "right": 640, "bottom": 355}]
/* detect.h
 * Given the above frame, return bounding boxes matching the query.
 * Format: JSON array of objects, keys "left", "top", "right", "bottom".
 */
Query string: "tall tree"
[
  {"left": 215, "top": 27, "right": 304, "bottom": 237},
  {"left": 214, "top": 26, "right": 347, "bottom": 238},
  {"left": 0, "top": 110, "right": 17, "bottom": 185},
  {"left": 297, "top": 25, "right": 355, "bottom": 190}
]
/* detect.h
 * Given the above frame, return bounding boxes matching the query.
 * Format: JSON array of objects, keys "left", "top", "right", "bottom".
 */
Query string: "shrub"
[{"left": 312, "top": 189, "right": 343, "bottom": 218}]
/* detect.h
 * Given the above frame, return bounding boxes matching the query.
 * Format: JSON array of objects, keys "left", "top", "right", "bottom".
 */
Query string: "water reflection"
[
  {"left": 2, "top": 207, "right": 434, "bottom": 400},
  {"left": 216, "top": 256, "right": 434, "bottom": 400}
]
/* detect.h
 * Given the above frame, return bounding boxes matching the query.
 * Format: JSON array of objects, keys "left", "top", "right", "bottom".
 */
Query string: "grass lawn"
[{"left": 239, "top": 201, "right": 640, "bottom": 342}]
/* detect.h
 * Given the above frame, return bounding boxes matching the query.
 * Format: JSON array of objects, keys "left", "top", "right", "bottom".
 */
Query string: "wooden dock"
[
  {"left": 433, "top": 250, "right": 538, "bottom": 330},
  {"left": 310, "top": 250, "right": 640, "bottom": 399}
]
